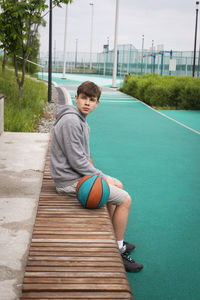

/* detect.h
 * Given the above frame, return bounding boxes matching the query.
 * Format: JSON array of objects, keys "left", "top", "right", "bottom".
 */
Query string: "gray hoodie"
[{"left": 50, "top": 104, "right": 106, "bottom": 188}]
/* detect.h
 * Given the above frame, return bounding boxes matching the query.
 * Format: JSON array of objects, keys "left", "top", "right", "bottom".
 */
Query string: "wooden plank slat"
[
  {"left": 25, "top": 266, "right": 126, "bottom": 272},
  {"left": 28, "top": 256, "right": 121, "bottom": 262},
  {"left": 29, "top": 252, "right": 120, "bottom": 257},
  {"left": 20, "top": 137, "right": 133, "bottom": 300},
  {"left": 22, "top": 283, "right": 131, "bottom": 292},
  {"left": 24, "top": 271, "right": 127, "bottom": 278},
  {"left": 23, "top": 278, "right": 129, "bottom": 285},
  {"left": 30, "top": 243, "right": 119, "bottom": 248},
  {"left": 21, "top": 291, "right": 132, "bottom": 299}
]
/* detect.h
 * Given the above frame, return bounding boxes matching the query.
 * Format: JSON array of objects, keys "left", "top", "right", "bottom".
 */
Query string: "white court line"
[
  {"left": 100, "top": 100, "right": 139, "bottom": 103},
  {"left": 101, "top": 98, "right": 136, "bottom": 100},
  {"left": 141, "top": 101, "right": 200, "bottom": 135}
]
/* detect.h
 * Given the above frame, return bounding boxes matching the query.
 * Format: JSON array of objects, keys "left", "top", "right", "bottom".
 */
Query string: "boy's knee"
[
  {"left": 123, "top": 195, "right": 131, "bottom": 209},
  {"left": 117, "top": 181, "right": 123, "bottom": 189}
]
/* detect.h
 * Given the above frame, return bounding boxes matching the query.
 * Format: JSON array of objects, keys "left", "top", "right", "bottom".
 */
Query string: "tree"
[
  {"left": 2, "top": 49, "right": 8, "bottom": 74},
  {"left": 15, "top": 34, "right": 41, "bottom": 75},
  {"left": 0, "top": 0, "right": 72, "bottom": 100}
]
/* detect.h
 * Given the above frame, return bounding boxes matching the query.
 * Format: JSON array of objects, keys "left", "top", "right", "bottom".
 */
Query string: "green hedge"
[
  {"left": 120, "top": 74, "right": 200, "bottom": 110},
  {"left": 0, "top": 68, "right": 47, "bottom": 132}
]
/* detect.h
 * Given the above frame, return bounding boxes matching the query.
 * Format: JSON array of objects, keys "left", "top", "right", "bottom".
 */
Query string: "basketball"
[{"left": 76, "top": 175, "right": 110, "bottom": 209}]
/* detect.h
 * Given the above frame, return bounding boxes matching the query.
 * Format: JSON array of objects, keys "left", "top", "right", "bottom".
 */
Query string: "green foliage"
[
  {"left": 53, "top": 0, "right": 73, "bottom": 6},
  {"left": 0, "top": 0, "right": 47, "bottom": 55},
  {"left": 14, "top": 36, "right": 41, "bottom": 75},
  {"left": 122, "top": 75, "right": 139, "bottom": 97},
  {"left": 0, "top": 0, "right": 73, "bottom": 56},
  {"left": 0, "top": 68, "right": 47, "bottom": 132},
  {"left": 179, "top": 80, "right": 200, "bottom": 110},
  {"left": 0, "top": 0, "right": 73, "bottom": 98},
  {"left": 120, "top": 74, "right": 200, "bottom": 110}
]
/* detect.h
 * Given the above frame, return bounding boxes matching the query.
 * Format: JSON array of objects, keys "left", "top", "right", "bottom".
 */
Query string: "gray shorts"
[{"left": 56, "top": 177, "right": 129, "bottom": 206}]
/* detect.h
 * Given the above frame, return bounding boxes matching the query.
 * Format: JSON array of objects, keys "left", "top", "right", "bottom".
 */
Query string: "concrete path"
[{"left": 0, "top": 132, "right": 49, "bottom": 300}]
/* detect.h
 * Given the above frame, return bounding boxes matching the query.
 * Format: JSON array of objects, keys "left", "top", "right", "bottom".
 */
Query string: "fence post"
[{"left": 0, "top": 94, "right": 4, "bottom": 135}]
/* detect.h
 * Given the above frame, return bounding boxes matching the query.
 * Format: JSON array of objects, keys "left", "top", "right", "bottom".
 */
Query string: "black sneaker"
[
  {"left": 121, "top": 252, "right": 143, "bottom": 273},
  {"left": 123, "top": 241, "right": 135, "bottom": 253}
]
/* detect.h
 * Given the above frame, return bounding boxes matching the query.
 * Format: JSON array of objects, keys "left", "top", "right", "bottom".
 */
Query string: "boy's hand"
[{"left": 106, "top": 176, "right": 123, "bottom": 189}]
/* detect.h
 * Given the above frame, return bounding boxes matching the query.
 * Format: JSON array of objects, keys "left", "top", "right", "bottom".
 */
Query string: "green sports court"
[{"left": 40, "top": 72, "right": 200, "bottom": 300}]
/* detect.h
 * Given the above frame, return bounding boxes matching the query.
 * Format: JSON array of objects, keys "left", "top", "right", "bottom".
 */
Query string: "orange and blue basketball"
[{"left": 76, "top": 175, "right": 110, "bottom": 209}]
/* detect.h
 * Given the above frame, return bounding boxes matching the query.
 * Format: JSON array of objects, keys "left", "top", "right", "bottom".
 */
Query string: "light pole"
[
  {"left": 107, "top": 36, "right": 109, "bottom": 51},
  {"left": 75, "top": 38, "right": 78, "bottom": 69},
  {"left": 54, "top": 40, "right": 56, "bottom": 71},
  {"left": 48, "top": 0, "right": 52, "bottom": 102},
  {"left": 112, "top": 0, "right": 119, "bottom": 88},
  {"left": 141, "top": 35, "right": 144, "bottom": 74},
  {"left": 151, "top": 39, "right": 154, "bottom": 73},
  {"left": 62, "top": 4, "right": 68, "bottom": 79},
  {"left": 89, "top": 2, "right": 94, "bottom": 70},
  {"left": 192, "top": 1, "right": 199, "bottom": 77},
  {"left": 197, "top": 44, "right": 200, "bottom": 77}
]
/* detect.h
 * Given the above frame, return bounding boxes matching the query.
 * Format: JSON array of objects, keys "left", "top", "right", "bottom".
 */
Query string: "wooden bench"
[{"left": 20, "top": 142, "right": 133, "bottom": 300}]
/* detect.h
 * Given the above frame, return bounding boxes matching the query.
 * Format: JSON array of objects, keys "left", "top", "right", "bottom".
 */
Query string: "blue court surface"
[
  {"left": 38, "top": 72, "right": 123, "bottom": 88},
  {"left": 49, "top": 73, "right": 200, "bottom": 300},
  {"left": 159, "top": 110, "right": 200, "bottom": 133}
]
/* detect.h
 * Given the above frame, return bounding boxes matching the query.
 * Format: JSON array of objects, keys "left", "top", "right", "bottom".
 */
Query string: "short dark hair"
[{"left": 77, "top": 81, "right": 101, "bottom": 100}]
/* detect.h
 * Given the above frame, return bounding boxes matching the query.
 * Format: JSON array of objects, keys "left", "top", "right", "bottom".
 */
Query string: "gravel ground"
[{"left": 36, "top": 86, "right": 58, "bottom": 133}]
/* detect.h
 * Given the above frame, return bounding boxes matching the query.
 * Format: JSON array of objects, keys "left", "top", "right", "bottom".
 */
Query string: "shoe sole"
[{"left": 125, "top": 265, "right": 143, "bottom": 273}]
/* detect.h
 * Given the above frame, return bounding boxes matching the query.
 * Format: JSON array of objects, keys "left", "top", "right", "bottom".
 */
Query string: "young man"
[{"left": 50, "top": 81, "right": 143, "bottom": 272}]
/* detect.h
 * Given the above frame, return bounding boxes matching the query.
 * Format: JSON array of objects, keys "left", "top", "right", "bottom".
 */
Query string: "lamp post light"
[
  {"left": 141, "top": 34, "right": 144, "bottom": 74},
  {"left": 89, "top": 2, "right": 94, "bottom": 70},
  {"left": 48, "top": 0, "right": 52, "bottom": 102},
  {"left": 192, "top": 1, "right": 199, "bottom": 77},
  {"left": 107, "top": 36, "right": 110, "bottom": 52},
  {"left": 62, "top": 4, "right": 68, "bottom": 79},
  {"left": 151, "top": 40, "right": 154, "bottom": 53},
  {"left": 112, "top": 0, "right": 119, "bottom": 88}
]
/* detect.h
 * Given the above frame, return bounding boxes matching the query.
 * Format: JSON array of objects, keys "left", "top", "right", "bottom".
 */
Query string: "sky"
[{"left": 39, "top": 0, "right": 199, "bottom": 55}]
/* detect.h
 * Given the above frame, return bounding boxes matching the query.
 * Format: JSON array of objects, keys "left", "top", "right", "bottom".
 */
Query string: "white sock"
[{"left": 117, "top": 240, "right": 124, "bottom": 249}]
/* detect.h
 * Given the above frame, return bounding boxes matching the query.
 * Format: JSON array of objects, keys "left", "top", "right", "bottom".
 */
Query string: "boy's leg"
[
  {"left": 112, "top": 195, "right": 131, "bottom": 241},
  {"left": 107, "top": 183, "right": 143, "bottom": 272},
  {"left": 106, "top": 182, "right": 131, "bottom": 241},
  {"left": 107, "top": 203, "right": 116, "bottom": 220},
  {"left": 106, "top": 176, "right": 123, "bottom": 220},
  {"left": 107, "top": 181, "right": 135, "bottom": 251}
]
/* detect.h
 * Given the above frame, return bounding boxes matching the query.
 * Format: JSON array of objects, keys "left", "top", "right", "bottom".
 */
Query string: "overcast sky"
[{"left": 39, "top": 0, "right": 198, "bottom": 54}]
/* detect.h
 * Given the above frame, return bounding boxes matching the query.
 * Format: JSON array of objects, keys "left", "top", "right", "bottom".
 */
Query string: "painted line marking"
[
  {"left": 100, "top": 100, "right": 139, "bottom": 103},
  {"left": 101, "top": 98, "right": 136, "bottom": 100},
  {"left": 141, "top": 101, "right": 200, "bottom": 135}
]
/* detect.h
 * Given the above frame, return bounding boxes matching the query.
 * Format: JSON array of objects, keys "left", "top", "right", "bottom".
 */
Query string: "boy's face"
[{"left": 75, "top": 93, "right": 99, "bottom": 117}]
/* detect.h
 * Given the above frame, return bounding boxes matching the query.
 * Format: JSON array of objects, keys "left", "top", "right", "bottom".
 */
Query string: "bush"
[
  {"left": 180, "top": 81, "right": 200, "bottom": 110},
  {"left": 0, "top": 68, "right": 47, "bottom": 132},
  {"left": 122, "top": 75, "right": 139, "bottom": 98},
  {"left": 150, "top": 83, "right": 170, "bottom": 107},
  {"left": 137, "top": 74, "right": 159, "bottom": 105},
  {"left": 120, "top": 74, "right": 200, "bottom": 110}
]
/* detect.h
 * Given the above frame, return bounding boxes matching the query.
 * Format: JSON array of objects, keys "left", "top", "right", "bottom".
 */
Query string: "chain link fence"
[{"left": 1, "top": 45, "right": 199, "bottom": 77}]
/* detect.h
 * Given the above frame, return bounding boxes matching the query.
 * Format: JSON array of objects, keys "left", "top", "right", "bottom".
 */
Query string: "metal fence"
[
  {"left": 39, "top": 45, "right": 200, "bottom": 77},
  {"left": 1, "top": 44, "right": 199, "bottom": 77}
]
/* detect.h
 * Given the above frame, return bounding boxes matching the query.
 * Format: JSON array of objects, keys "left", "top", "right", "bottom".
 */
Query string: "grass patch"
[
  {"left": 120, "top": 74, "right": 200, "bottom": 110},
  {"left": 0, "top": 68, "right": 47, "bottom": 132}
]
